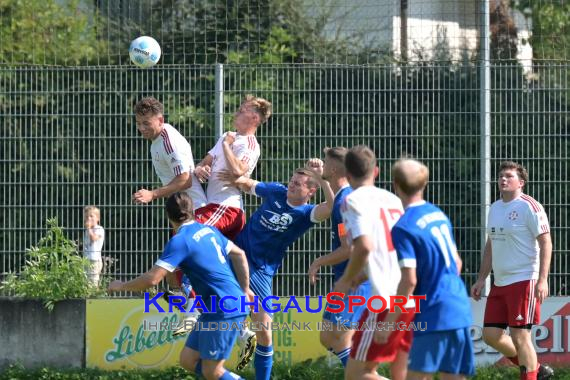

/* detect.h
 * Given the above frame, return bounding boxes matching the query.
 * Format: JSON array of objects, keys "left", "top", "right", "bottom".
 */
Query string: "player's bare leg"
[
  {"left": 320, "top": 323, "right": 353, "bottom": 366},
  {"left": 179, "top": 347, "right": 200, "bottom": 373},
  {"left": 345, "top": 358, "right": 386, "bottom": 380},
  {"left": 482, "top": 327, "right": 517, "bottom": 357},
  {"left": 510, "top": 328, "right": 538, "bottom": 373},
  {"left": 390, "top": 349, "right": 408, "bottom": 380}
]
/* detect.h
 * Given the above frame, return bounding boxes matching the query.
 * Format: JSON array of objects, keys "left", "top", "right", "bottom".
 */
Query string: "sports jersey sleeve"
[
  {"left": 252, "top": 182, "right": 285, "bottom": 198},
  {"left": 309, "top": 205, "right": 322, "bottom": 224},
  {"left": 392, "top": 226, "right": 417, "bottom": 268},
  {"left": 166, "top": 139, "right": 192, "bottom": 177},
  {"left": 525, "top": 204, "right": 550, "bottom": 237},
  {"left": 342, "top": 196, "right": 372, "bottom": 240},
  {"left": 208, "top": 135, "right": 224, "bottom": 156},
  {"left": 155, "top": 237, "right": 188, "bottom": 272}
]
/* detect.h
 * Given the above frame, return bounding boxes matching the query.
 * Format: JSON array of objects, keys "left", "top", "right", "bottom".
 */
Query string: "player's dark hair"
[
  {"left": 166, "top": 193, "right": 194, "bottom": 223},
  {"left": 499, "top": 161, "right": 529, "bottom": 183},
  {"left": 134, "top": 97, "right": 164, "bottom": 116},
  {"left": 345, "top": 145, "right": 376, "bottom": 179}
]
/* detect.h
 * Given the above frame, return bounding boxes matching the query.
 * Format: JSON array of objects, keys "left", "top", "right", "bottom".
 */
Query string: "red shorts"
[
  {"left": 484, "top": 279, "right": 539, "bottom": 328},
  {"left": 195, "top": 203, "right": 245, "bottom": 240},
  {"left": 351, "top": 308, "right": 415, "bottom": 363}
]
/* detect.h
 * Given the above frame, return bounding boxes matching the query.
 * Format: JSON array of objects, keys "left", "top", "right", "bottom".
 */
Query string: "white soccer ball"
[{"left": 129, "top": 36, "right": 161, "bottom": 68}]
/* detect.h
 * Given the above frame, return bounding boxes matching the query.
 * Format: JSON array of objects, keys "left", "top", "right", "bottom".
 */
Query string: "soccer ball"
[{"left": 129, "top": 36, "right": 161, "bottom": 68}]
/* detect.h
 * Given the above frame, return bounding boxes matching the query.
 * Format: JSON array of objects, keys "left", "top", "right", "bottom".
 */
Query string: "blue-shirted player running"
[
  {"left": 307, "top": 147, "right": 370, "bottom": 368},
  {"left": 108, "top": 192, "right": 254, "bottom": 380},
  {"left": 378, "top": 158, "right": 474, "bottom": 380},
  {"left": 220, "top": 160, "right": 334, "bottom": 380}
]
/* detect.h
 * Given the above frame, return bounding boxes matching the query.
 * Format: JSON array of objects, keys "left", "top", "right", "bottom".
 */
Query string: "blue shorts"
[
  {"left": 249, "top": 265, "right": 276, "bottom": 318},
  {"left": 185, "top": 314, "right": 246, "bottom": 360},
  {"left": 408, "top": 327, "right": 475, "bottom": 376},
  {"left": 322, "top": 282, "right": 370, "bottom": 327}
]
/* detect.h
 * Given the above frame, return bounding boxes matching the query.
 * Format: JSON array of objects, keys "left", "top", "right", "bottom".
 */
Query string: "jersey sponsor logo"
[{"left": 260, "top": 210, "right": 293, "bottom": 232}]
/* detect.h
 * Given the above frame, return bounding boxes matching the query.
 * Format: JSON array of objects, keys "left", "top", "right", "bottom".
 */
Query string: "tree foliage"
[{"left": 0, "top": 0, "right": 106, "bottom": 65}]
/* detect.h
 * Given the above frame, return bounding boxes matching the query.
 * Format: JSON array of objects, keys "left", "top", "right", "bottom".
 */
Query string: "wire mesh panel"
[{"left": 1, "top": 0, "right": 570, "bottom": 299}]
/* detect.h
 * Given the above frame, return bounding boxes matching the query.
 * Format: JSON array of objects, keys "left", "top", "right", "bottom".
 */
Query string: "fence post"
[
  {"left": 480, "top": 0, "right": 491, "bottom": 296},
  {"left": 215, "top": 63, "right": 224, "bottom": 139}
]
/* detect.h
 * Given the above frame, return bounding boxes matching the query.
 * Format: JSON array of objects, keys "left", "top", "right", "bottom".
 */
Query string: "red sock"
[
  {"left": 520, "top": 367, "right": 537, "bottom": 380},
  {"left": 508, "top": 356, "right": 519, "bottom": 366}
]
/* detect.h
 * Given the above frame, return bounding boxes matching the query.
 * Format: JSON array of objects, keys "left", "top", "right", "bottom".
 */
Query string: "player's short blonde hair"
[
  {"left": 83, "top": 206, "right": 101, "bottom": 220},
  {"left": 243, "top": 94, "right": 272, "bottom": 124},
  {"left": 392, "top": 158, "right": 429, "bottom": 196},
  {"left": 294, "top": 168, "right": 319, "bottom": 189}
]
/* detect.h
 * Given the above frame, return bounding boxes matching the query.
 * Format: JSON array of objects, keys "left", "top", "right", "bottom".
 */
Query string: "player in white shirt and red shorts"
[
  {"left": 180, "top": 95, "right": 272, "bottom": 369},
  {"left": 192, "top": 95, "right": 271, "bottom": 240},
  {"left": 334, "top": 146, "right": 414, "bottom": 380},
  {"left": 471, "top": 161, "right": 554, "bottom": 380}
]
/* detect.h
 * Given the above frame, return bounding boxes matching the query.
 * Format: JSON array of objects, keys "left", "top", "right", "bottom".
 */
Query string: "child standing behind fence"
[{"left": 83, "top": 206, "right": 105, "bottom": 287}]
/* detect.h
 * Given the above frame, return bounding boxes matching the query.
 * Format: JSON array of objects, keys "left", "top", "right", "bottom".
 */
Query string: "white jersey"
[
  {"left": 488, "top": 194, "right": 550, "bottom": 286},
  {"left": 83, "top": 225, "right": 105, "bottom": 261},
  {"left": 341, "top": 186, "right": 409, "bottom": 309},
  {"left": 150, "top": 123, "right": 206, "bottom": 210},
  {"left": 206, "top": 132, "right": 260, "bottom": 208}
]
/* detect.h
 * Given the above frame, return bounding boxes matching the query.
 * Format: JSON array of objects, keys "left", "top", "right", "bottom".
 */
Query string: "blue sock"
[
  {"left": 219, "top": 370, "right": 243, "bottom": 379},
  {"left": 334, "top": 347, "right": 350, "bottom": 367},
  {"left": 254, "top": 344, "right": 273, "bottom": 380},
  {"left": 195, "top": 360, "right": 202, "bottom": 376}
]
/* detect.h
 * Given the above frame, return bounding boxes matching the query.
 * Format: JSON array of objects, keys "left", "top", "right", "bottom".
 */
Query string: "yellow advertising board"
[{"left": 86, "top": 297, "right": 328, "bottom": 369}]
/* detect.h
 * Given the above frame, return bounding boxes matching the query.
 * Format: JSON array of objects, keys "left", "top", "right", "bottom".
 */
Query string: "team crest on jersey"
[{"left": 508, "top": 211, "right": 519, "bottom": 221}]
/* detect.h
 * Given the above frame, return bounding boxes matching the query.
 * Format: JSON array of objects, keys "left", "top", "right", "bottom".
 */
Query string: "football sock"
[
  {"left": 334, "top": 347, "right": 351, "bottom": 367},
  {"left": 254, "top": 344, "right": 273, "bottom": 380},
  {"left": 519, "top": 365, "right": 537, "bottom": 380},
  {"left": 508, "top": 356, "right": 519, "bottom": 366}
]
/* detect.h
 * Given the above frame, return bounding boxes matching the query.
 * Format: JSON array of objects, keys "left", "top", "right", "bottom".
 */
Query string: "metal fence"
[{"left": 1, "top": 63, "right": 568, "bottom": 297}]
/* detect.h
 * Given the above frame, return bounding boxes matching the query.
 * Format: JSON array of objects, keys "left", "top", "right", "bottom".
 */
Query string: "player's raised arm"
[
  {"left": 303, "top": 159, "right": 334, "bottom": 221},
  {"left": 222, "top": 132, "right": 249, "bottom": 177}
]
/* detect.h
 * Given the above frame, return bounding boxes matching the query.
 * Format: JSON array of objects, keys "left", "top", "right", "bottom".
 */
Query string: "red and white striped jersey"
[
  {"left": 341, "top": 186, "right": 405, "bottom": 309},
  {"left": 207, "top": 132, "right": 260, "bottom": 208},
  {"left": 487, "top": 193, "right": 550, "bottom": 286},
  {"left": 150, "top": 123, "right": 206, "bottom": 210}
]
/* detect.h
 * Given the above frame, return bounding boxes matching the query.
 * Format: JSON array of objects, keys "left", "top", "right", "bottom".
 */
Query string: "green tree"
[{"left": 0, "top": 0, "right": 105, "bottom": 65}]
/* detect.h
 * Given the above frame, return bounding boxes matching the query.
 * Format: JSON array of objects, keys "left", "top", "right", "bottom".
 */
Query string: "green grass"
[{"left": 1, "top": 360, "right": 569, "bottom": 380}]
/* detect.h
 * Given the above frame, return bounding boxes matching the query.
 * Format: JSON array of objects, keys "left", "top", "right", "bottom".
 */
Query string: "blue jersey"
[
  {"left": 156, "top": 222, "right": 246, "bottom": 319},
  {"left": 331, "top": 186, "right": 353, "bottom": 282},
  {"left": 391, "top": 201, "right": 472, "bottom": 333},
  {"left": 235, "top": 182, "right": 316, "bottom": 276}
]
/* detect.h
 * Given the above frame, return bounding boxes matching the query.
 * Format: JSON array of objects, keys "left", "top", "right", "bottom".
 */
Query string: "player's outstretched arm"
[
  {"left": 108, "top": 265, "right": 168, "bottom": 293},
  {"left": 334, "top": 235, "right": 372, "bottom": 295},
  {"left": 217, "top": 170, "right": 258, "bottom": 194},
  {"left": 132, "top": 172, "right": 190, "bottom": 204},
  {"left": 471, "top": 237, "right": 493, "bottom": 300},
  {"left": 308, "top": 241, "right": 350, "bottom": 285}
]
